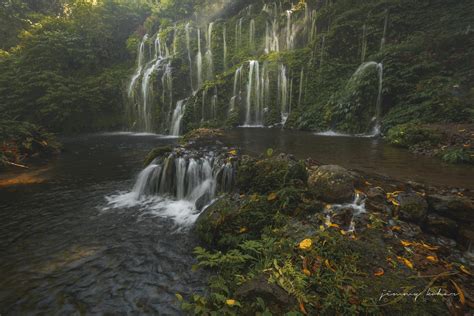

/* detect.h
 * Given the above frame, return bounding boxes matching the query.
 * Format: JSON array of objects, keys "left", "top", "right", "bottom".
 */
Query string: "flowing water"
[{"left": 0, "top": 134, "right": 206, "bottom": 315}]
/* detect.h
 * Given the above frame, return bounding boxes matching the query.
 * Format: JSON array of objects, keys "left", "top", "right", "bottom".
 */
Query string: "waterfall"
[
  {"left": 211, "top": 91, "right": 218, "bottom": 119},
  {"left": 223, "top": 25, "right": 227, "bottom": 71},
  {"left": 320, "top": 35, "right": 326, "bottom": 70},
  {"left": 229, "top": 66, "right": 242, "bottom": 111},
  {"left": 172, "top": 24, "right": 178, "bottom": 56},
  {"left": 133, "top": 153, "right": 236, "bottom": 208},
  {"left": 185, "top": 23, "right": 194, "bottom": 91},
  {"left": 161, "top": 61, "right": 173, "bottom": 120},
  {"left": 205, "top": 22, "right": 214, "bottom": 80},
  {"left": 286, "top": 10, "right": 295, "bottom": 50},
  {"left": 244, "top": 61, "right": 262, "bottom": 126},
  {"left": 298, "top": 69, "right": 304, "bottom": 107},
  {"left": 278, "top": 64, "right": 289, "bottom": 125},
  {"left": 196, "top": 29, "right": 203, "bottom": 88},
  {"left": 201, "top": 88, "right": 207, "bottom": 121},
  {"left": 235, "top": 18, "right": 243, "bottom": 48},
  {"left": 361, "top": 24, "right": 367, "bottom": 62},
  {"left": 249, "top": 19, "right": 255, "bottom": 50},
  {"left": 380, "top": 10, "right": 389, "bottom": 50},
  {"left": 128, "top": 34, "right": 148, "bottom": 98},
  {"left": 310, "top": 10, "right": 317, "bottom": 42},
  {"left": 170, "top": 99, "right": 187, "bottom": 136}
]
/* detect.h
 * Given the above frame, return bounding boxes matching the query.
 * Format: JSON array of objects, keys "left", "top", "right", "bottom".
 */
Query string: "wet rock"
[
  {"left": 307, "top": 165, "right": 355, "bottom": 203},
  {"left": 235, "top": 275, "right": 296, "bottom": 311},
  {"left": 425, "top": 214, "right": 458, "bottom": 239},
  {"left": 427, "top": 194, "right": 474, "bottom": 223},
  {"left": 332, "top": 207, "right": 353, "bottom": 228},
  {"left": 366, "top": 187, "right": 387, "bottom": 211},
  {"left": 397, "top": 192, "right": 428, "bottom": 223}
]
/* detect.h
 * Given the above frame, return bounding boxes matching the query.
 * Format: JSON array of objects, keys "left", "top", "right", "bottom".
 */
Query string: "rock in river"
[{"left": 308, "top": 165, "right": 354, "bottom": 203}]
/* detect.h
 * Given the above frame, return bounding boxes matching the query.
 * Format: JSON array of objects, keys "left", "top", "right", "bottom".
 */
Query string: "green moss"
[
  {"left": 143, "top": 146, "right": 173, "bottom": 166},
  {"left": 386, "top": 124, "right": 441, "bottom": 148}
]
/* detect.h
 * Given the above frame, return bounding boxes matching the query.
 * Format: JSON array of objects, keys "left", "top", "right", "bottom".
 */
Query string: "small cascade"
[
  {"left": 205, "top": 22, "right": 214, "bottom": 80},
  {"left": 324, "top": 193, "right": 366, "bottom": 233},
  {"left": 134, "top": 152, "right": 236, "bottom": 208},
  {"left": 380, "top": 10, "right": 389, "bottom": 50},
  {"left": 249, "top": 19, "right": 256, "bottom": 50},
  {"left": 310, "top": 10, "right": 317, "bottom": 42},
  {"left": 128, "top": 34, "right": 148, "bottom": 98},
  {"left": 278, "top": 64, "right": 289, "bottom": 125},
  {"left": 298, "top": 69, "right": 304, "bottom": 107},
  {"left": 185, "top": 23, "right": 194, "bottom": 91},
  {"left": 223, "top": 24, "right": 227, "bottom": 71},
  {"left": 235, "top": 18, "right": 243, "bottom": 49},
  {"left": 170, "top": 99, "right": 187, "bottom": 136},
  {"left": 161, "top": 61, "right": 173, "bottom": 119},
  {"left": 244, "top": 60, "right": 262, "bottom": 126},
  {"left": 361, "top": 24, "right": 368, "bottom": 62},
  {"left": 211, "top": 90, "right": 218, "bottom": 119},
  {"left": 229, "top": 66, "right": 243, "bottom": 112},
  {"left": 201, "top": 88, "right": 207, "bottom": 121},
  {"left": 196, "top": 28, "right": 203, "bottom": 88},
  {"left": 286, "top": 10, "right": 294, "bottom": 50}
]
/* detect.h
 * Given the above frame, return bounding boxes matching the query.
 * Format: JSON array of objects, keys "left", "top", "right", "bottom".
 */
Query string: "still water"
[{"left": 1, "top": 129, "right": 473, "bottom": 314}]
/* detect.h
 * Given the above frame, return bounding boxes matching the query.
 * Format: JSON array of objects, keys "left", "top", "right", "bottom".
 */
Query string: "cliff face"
[{"left": 125, "top": 0, "right": 474, "bottom": 135}]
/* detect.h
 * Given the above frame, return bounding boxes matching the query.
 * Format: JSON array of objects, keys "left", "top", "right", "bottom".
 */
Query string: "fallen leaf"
[
  {"left": 267, "top": 192, "right": 278, "bottom": 201},
  {"left": 175, "top": 293, "right": 183, "bottom": 301},
  {"left": 228, "top": 150, "right": 238, "bottom": 156},
  {"left": 374, "top": 267, "right": 384, "bottom": 276},
  {"left": 325, "top": 259, "right": 336, "bottom": 272},
  {"left": 226, "top": 299, "right": 237, "bottom": 306},
  {"left": 460, "top": 265, "right": 472, "bottom": 276},
  {"left": 421, "top": 242, "right": 439, "bottom": 251},
  {"left": 397, "top": 256, "right": 414, "bottom": 269},
  {"left": 303, "top": 268, "right": 311, "bottom": 276},
  {"left": 426, "top": 256, "right": 438, "bottom": 263},
  {"left": 329, "top": 223, "right": 340, "bottom": 228},
  {"left": 451, "top": 280, "right": 465, "bottom": 305},
  {"left": 401, "top": 240, "right": 413, "bottom": 247},
  {"left": 299, "top": 300, "right": 308, "bottom": 315},
  {"left": 239, "top": 227, "right": 248, "bottom": 233},
  {"left": 391, "top": 226, "right": 401, "bottom": 231},
  {"left": 299, "top": 239, "right": 312, "bottom": 250}
]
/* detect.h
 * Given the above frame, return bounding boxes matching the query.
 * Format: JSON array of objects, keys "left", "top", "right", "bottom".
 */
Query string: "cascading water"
[
  {"left": 380, "top": 10, "right": 389, "bottom": 50},
  {"left": 244, "top": 61, "right": 263, "bottom": 126},
  {"left": 196, "top": 29, "right": 203, "bottom": 88},
  {"left": 361, "top": 24, "right": 368, "bottom": 62},
  {"left": 185, "top": 23, "right": 194, "bottom": 91},
  {"left": 249, "top": 19, "right": 256, "bottom": 50},
  {"left": 106, "top": 152, "right": 236, "bottom": 226},
  {"left": 229, "top": 66, "right": 243, "bottom": 112},
  {"left": 298, "top": 69, "right": 304, "bottom": 108},
  {"left": 128, "top": 34, "right": 147, "bottom": 98},
  {"left": 286, "top": 10, "right": 295, "bottom": 50},
  {"left": 205, "top": 22, "right": 214, "bottom": 80},
  {"left": 223, "top": 24, "right": 227, "bottom": 71},
  {"left": 278, "top": 64, "right": 289, "bottom": 125},
  {"left": 170, "top": 100, "right": 187, "bottom": 136},
  {"left": 235, "top": 18, "right": 243, "bottom": 48}
]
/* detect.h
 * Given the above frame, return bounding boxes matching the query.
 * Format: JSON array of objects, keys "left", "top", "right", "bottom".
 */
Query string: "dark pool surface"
[
  {"left": 1, "top": 129, "right": 473, "bottom": 314},
  {"left": 0, "top": 133, "right": 207, "bottom": 315},
  {"left": 222, "top": 128, "right": 474, "bottom": 189}
]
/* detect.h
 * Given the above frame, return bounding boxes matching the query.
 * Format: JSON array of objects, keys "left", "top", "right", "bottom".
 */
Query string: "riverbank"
[{"left": 174, "top": 129, "right": 474, "bottom": 314}]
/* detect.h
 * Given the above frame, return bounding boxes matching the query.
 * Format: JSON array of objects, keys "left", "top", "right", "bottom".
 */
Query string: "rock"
[
  {"left": 397, "top": 192, "right": 428, "bottom": 223},
  {"left": 425, "top": 214, "right": 458, "bottom": 239},
  {"left": 366, "top": 187, "right": 387, "bottom": 211},
  {"left": 308, "top": 165, "right": 355, "bottom": 203},
  {"left": 427, "top": 194, "right": 474, "bottom": 222},
  {"left": 332, "top": 207, "right": 353, "bottom": 228},
  {"left": 235, "top": 275, "right": 296, "bottom": 312}
]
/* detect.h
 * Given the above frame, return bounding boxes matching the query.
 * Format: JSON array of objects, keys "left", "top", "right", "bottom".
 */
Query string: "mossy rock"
[
  {"left": 143, "top": 146, "right": 173, "bottom": 166},
  {"left": 386, "top": 124, "right": 441, "bottom": 149},
  {"left": 308, "top": 165, "right": 355, "bottom": 203},
  {"left": 236, "top": 156, "right": 308, "bottom": 194}
]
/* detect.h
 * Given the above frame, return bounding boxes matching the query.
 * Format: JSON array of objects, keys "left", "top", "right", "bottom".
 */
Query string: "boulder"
[
  {"left": 366, "top": 187, "right": 387, "bottom": 211},
  {"left": 235, "top": 275, "right": 296, "bottom": 312},
  {"left": 308, "top": 165, "right": 355, "bottom": 203},
  {"left": 397, "top": 192, "right": 428, "bottom": 223},
  {"left": 427, "top": 194, "right": 474, "bottom": 223},
  {"left": 425, "top": 214, "right": 458, "bottom": 239}
]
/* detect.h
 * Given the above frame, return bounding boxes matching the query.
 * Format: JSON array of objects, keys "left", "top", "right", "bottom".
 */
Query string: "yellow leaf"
[
  {"left": 250, "top": 194, "right": 259, "bottom": 202},
  {"left": 401, "top": 240, "right": 412, "bottom": 247},
  {"left": 397, "top": 256, "right": 414, "bottom": 269},
  {"left": 391, "top": 226, "right": 401, "bottom": 231},
  {"left": 426, "top": 256, "right": 438, "bottom": 262},
  {"left": 325, "top": 204, "right": 332, "bottom": 210},
  {"left": 421, "top": 242, "right": 439, "bottom": 251},
  {"left": 175, "top": 293, "right": 183, "bottom": 302},
  {"left": 299, "top": 300, "right": 308, "bottom": 315},
  {"left": 226, "top": 299, "right": 236, "bottom": 306},
  {"left": 319, "top": 225, "right": 325, "bottom": 231},
  {"left": 239, "top": 227, "right": 248, "bottom": 233},
  {"left": 303, "top": 268, "right": 311, "bottom": 276},
  {"left": 228, "top": 150, "right": 238, "bottom": 155},
  {"left": 267, "top": 192, "right": 278, "bottom": 201},
  {"left": 374, "top": 268, "right": 384, "bottom": 276},
  {"left": 451, "top": 280, "right": 465, "bottom": 305},
  {"left": 299, "top": 239, "right": 312, "bottom": 250},
  {"left": 325, "top": 259, "right": 335, "bottom": 272},
  {"left": 329, "top": 223, "right": 340, "bottom": 228},
  {"left": 340, "top": 230, "right": 346, "bottom": 235},
  {"left": 460, "top": 265, "right": 472, "bottom": 276}
]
